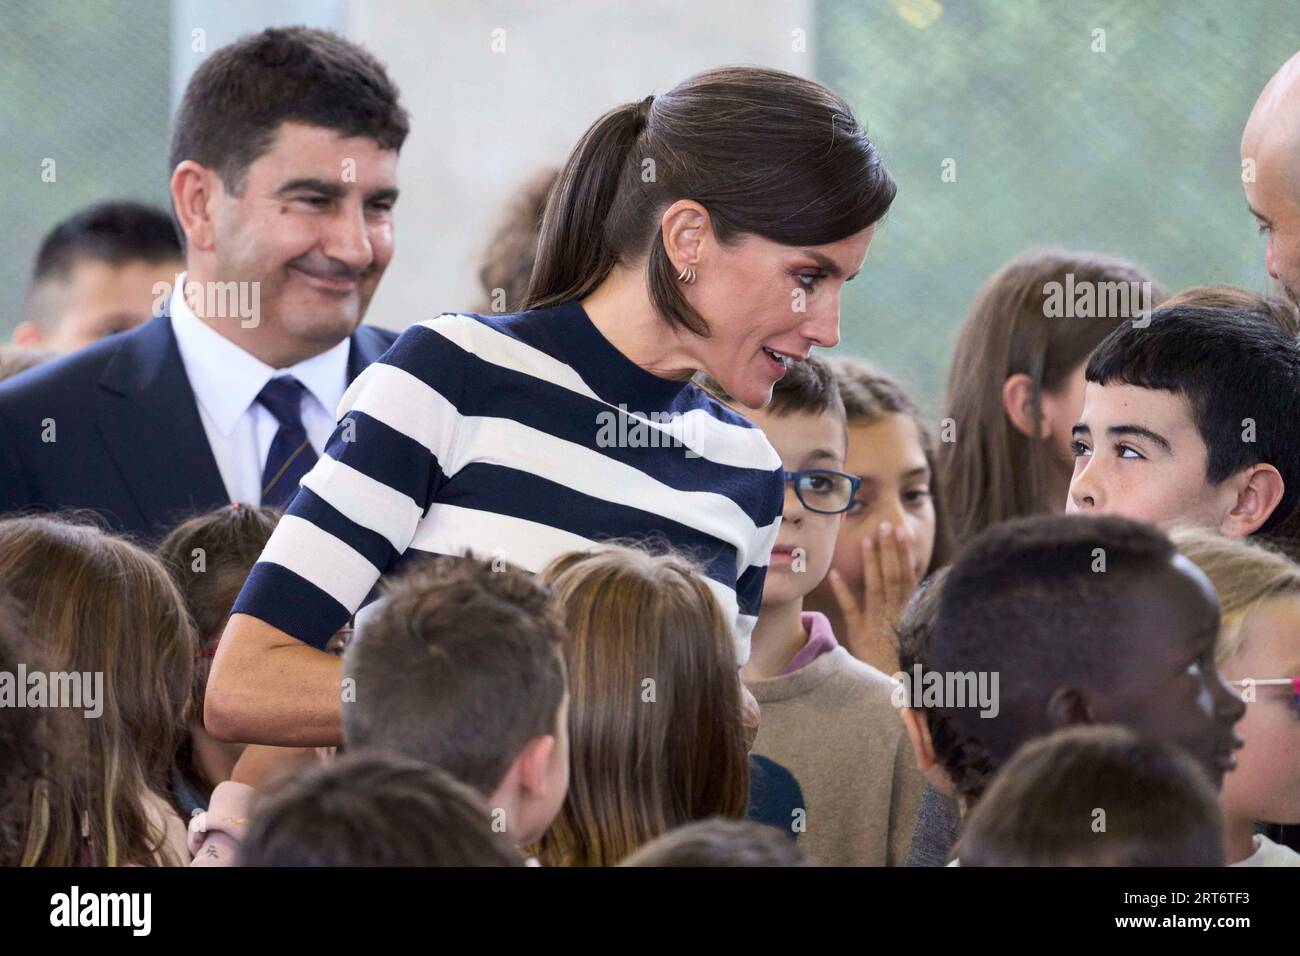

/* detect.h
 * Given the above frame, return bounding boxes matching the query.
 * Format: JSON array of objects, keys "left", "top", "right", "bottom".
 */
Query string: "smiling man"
[
  {"left": 1066, "top": 305, "right": 1300, "bottom": 538},
  {"left": 0, "top": 28, "right": 408, "bottom": 538}
]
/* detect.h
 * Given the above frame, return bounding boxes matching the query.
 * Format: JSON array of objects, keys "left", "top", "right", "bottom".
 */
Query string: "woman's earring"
[{"left": 677, "top": 264, "right": 696, "bottom": 284}]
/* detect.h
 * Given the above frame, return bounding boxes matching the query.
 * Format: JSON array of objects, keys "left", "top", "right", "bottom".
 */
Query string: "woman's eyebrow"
[{"left": 798, "top": 250, "right": 860, "bottom": 281}]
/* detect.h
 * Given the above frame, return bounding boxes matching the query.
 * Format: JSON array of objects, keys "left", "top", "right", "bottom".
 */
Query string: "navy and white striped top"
[{"left": 232, "top": 300, "right": 784, "bottom": 662}]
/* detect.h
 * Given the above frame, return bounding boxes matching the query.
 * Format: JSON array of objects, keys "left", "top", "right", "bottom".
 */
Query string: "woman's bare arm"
[{"left": 204, "top": 613, "right": 344, "bottom": 747}]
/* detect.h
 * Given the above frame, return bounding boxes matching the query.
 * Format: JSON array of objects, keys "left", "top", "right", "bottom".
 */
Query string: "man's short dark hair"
[
  {"left": 169, "top": 26, "right": 409, "bottom": 194},
  {"left": 927, "top": 514, "right": 1176, "bottom": 801},
  {"left": 620, "top": 818, "right": 811, "bottom": 867},
  {"left": 239, "top": 752, "right": 524, "bottom": 867},
  {"left": 1086, "top": 305, "right": 1300, "bottom": 534},
  {"left": 26, "top": 201, "right": 181, "bottom": 327},
  {"left": 342, "top": 556, "right": 567, "bottom": 796},
  {"left": 957, "top": 725, "right": 1224, "bottom": 866}
]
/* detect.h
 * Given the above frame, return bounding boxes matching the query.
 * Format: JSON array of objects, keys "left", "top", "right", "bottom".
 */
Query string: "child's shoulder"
[{"left": 821, "top": 646, "right": 906, "bottom": 713}]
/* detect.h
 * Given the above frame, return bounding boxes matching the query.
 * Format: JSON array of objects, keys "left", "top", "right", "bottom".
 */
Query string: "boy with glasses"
[{"left": 701, "top": 357, "right": 925, "bottom": 865}]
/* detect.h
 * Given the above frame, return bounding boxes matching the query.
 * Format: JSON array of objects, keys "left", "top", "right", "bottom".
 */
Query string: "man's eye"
[
  {"left": 796, "top": 274, "right": 821, "bottom": 290},
  {"left": 1070, "top": 440, "right": 1091, "bottom": 458},
  {"left": 1117, "top": 444, "right": 1143, "bottom": 459},
  {"left": 1258, "top": 222, "right": 1272, "bottom": 235},
  {"left": 296, "top": 196, "right": 330, "bottom": 208}
]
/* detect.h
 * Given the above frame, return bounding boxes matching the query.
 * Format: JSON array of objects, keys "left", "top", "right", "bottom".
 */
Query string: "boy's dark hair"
[
  {"left": 169, "top": 26, "right": 409, "bottom": 195},
  {"left": 32, "top": 201, "right": 181, "bottom": 283},
  {"left": 895, "top": 566, "right": 949, "bottom": 680},
  {"left": 620, "top": 817, "right": 812, "bottom": 867},
  {"left": 239, "top": 752, "right": 524, "bottom": 867},
  {"left": 957, "top": 725, "right": 1224, "bottom": 866},
  {"left": 1086, "top": 305, "right": 1300, "bottom": 534},
  {"left": 157, "top": 505, "right": 282, "bottom": 718},
  {"left": 696, "top": 355, "right": 846, "bottom": 426},
  {"left": 927, "top": 514, "right": 1176, "bottom": 802},
  {"left": 27, "top": 201, "right": 180, "bottom": 327},
  {"left": 343, "top": 556, "right": 567, "bottom": 795}
]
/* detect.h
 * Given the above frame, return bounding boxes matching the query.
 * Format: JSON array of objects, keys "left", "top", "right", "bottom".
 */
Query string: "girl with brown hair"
[
  {"left": 0, "top": 515, "right": 193, "bottom": 865},
  {"left": 535, "top": 545, "right": 750, "bottom": 866}
]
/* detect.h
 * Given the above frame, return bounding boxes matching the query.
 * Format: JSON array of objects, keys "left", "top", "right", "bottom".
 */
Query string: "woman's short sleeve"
[{"left": 231, "top": 316, "right": 474, "bottom": 649}]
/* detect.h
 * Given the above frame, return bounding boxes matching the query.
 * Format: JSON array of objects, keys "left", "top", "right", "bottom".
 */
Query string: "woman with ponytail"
[{"left": 210, "top": 66, "right": 896, "bottom": 746}]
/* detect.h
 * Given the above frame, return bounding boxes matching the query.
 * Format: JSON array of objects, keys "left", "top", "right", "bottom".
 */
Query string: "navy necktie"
[{"left": 256, "top": 376, "right": 319, "bottom": 508}]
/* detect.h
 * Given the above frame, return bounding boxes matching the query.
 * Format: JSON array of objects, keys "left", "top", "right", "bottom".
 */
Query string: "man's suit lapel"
[
  {"left": 346, "top": 323, "right": 397, "bottom": 383},
  {"left": 95, "top": 313, "right": 230, "bottom": 534}
]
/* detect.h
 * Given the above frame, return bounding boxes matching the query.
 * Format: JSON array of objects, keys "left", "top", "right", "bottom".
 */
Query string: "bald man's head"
[{"left": 1243, "top": 52, "right": 1300, "bottom": 305}]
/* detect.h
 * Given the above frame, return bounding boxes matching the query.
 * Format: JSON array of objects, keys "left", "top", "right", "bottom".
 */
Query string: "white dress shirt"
[{"left": 169, "top": 273, "right": 350, "bottom": 506}]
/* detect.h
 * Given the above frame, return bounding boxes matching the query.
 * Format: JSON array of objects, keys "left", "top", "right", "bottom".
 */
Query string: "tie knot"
[{"left": 256, "top": 376, "right": 307, "bottom": 428}]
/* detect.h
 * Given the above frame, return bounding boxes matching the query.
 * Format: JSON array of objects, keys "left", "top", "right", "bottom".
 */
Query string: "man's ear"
[
  {"left": 511, "top": 733, "right": 557, "bottom": 797},
  {"left": 1220, "top": 463, "right": 1285, "bottom": 538},
  {"left": 1001, "top": 374, "right": 1049, "bottom": 440},
  {"left": 1046, "top": 686, "right": 1095, "bottom": 729},
  {"left": 171, "top": 160, "right": 220, "bottom": 254},
  {"left": 11, "top": 321, "right": 47, "bottom": 348},
  {"left": 901, "top": 706, "right": 937, "bottom": 772}
]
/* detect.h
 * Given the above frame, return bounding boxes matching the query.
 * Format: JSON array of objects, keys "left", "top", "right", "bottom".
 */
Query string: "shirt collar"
[{"left": 169, "top": 272, "right": 350, "bottom": 435}]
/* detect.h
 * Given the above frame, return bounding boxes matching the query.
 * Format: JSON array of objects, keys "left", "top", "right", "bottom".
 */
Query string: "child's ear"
[
  {"left": 1046, "top": 686, "right": 1095, "bottom": 729},
  {"left": 512, "top": 734, "right": 558, "bottom": 797},
  {"left": 1220, "top": 463, "right": 1285, "bottom": 538},
  {"left": 901, "top": 706, "right": 937, "bottom": 772},
  {"left": 1001, "top": 374, "right": 1051, "bottom": 440},
  {"left": 901, "top": 707, "right": 957, "bottom": 797}
]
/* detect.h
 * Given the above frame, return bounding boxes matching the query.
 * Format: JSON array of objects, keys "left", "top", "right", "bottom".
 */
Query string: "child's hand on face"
[{"left": 828, "top": 521, "right": 918, "bottom": 674}]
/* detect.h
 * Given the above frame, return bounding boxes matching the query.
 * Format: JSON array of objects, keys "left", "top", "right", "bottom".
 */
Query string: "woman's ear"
[
  {"left": 1002, "top": 373, "right": 1049, "bottom": 440},
  {"left": 661, "top": 199, "right": 710, "bottom": 274},
  {"left": 1221, "top": 463, "right": 1286, "bottom": 538}
]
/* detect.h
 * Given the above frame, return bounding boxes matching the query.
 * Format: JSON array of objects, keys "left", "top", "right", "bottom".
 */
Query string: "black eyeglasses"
[{"left": 783, "top": 469, "right": 861, "bottom": 515}]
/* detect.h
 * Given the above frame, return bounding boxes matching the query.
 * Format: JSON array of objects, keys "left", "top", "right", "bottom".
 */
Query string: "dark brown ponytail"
[{"left": 525, "top": 66, "right": 895, "bottom": 335}]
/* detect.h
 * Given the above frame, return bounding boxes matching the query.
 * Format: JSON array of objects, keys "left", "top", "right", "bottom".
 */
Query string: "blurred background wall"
[{"left": 0, "top": 0, "right": 1291, "bottom": 415}]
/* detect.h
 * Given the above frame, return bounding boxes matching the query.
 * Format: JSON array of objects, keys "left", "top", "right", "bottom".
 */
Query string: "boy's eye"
[
  {"left": 1117, "top": 444, "right": 1144, "bottom": 460},
  {"left": 1070, "top": 440, "right": 1091, "bottom": 458},
  {"left": 796, "top": 273, "right": 821, "bottom": 291}
]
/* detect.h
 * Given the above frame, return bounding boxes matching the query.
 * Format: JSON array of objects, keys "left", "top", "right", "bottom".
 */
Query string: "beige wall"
[{"left": 348, "top": 0, "right": 816, "bottom": 329}]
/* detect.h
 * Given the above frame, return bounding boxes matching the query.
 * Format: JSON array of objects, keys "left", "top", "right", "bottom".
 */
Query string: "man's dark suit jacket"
[{"left": 0, "top": 313, "right": 399, "bottom": 542}]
